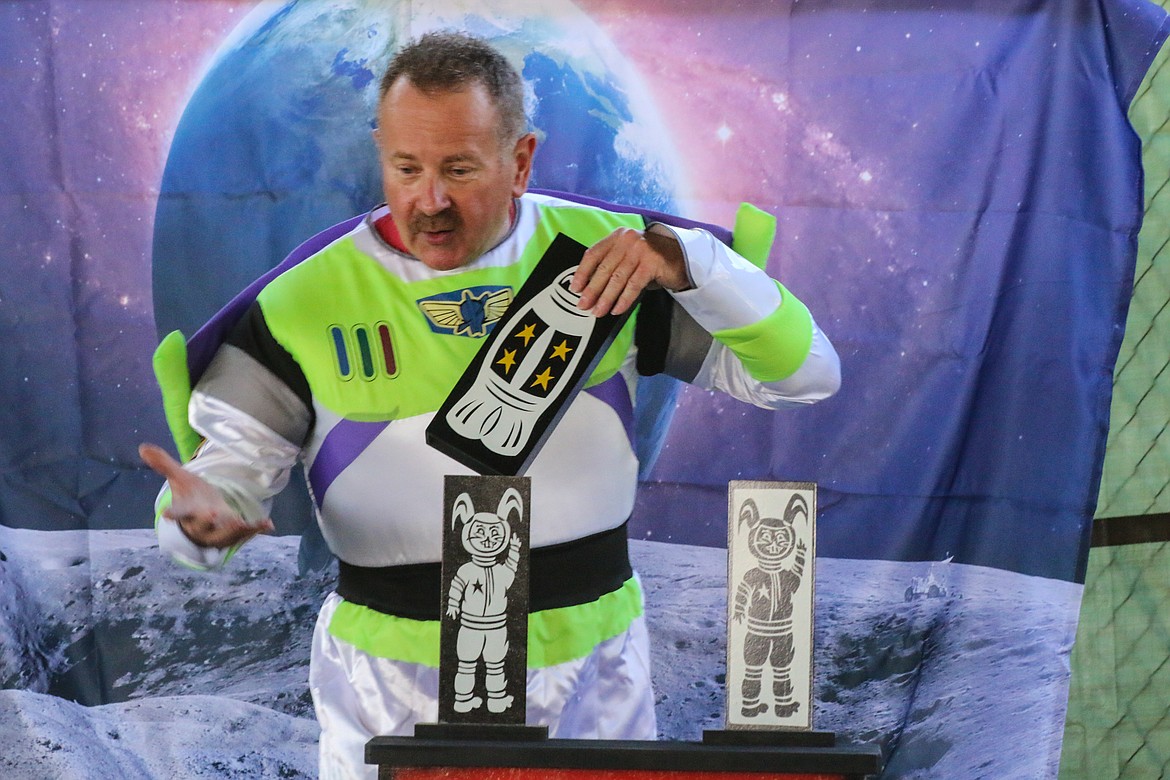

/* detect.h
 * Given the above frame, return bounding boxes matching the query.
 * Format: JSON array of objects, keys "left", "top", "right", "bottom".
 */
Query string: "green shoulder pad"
[
  {"left": 731, "top": 202, "right": 778, "bottom": 271},
  {"left": 152, "top": 330, "right": 202, "bottom": 462}
]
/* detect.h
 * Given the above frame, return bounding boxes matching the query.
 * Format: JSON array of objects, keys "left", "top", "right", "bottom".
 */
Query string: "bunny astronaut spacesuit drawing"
[
  {"left": 445, "top": 487, "right": 524, "bottom": 713},
  {"left": 732, "top": 494, "right": 809, "bottom": 718}
]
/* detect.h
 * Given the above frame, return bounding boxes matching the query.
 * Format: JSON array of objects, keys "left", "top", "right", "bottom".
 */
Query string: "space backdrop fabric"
[{"left": 1, "top": 1, "right": 1166, "bottom": 778}]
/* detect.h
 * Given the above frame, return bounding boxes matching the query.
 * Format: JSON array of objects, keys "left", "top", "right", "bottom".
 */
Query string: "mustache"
[{"left": 411, "top": 210, "right": 460, "bottom": 233}]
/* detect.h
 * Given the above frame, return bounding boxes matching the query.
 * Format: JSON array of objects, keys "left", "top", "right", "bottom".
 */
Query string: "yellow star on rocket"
[
  {"left": 549, "top": 340, "right": 574, "bottom": 361},
  {"left": 515, "top": 323, "right": 538, "bottom": 346},
  {"left": 531, "top": 367, "right": 555, "bottom": 391},
  {"left": 496, "top": 348, "right": 517, "bottom": 374}
]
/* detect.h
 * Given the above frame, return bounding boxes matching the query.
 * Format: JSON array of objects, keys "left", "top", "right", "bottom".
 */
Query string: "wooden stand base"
[
  {"left": 367, "top": 735, "right": 882, "bottom": 780},
  {"left": 389, "top": 770, "right": 858, "bottom": 780}
]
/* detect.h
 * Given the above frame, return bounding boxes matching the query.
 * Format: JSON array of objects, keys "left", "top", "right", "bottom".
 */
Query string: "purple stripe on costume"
[
  {"left": 585, "top": 373, "right": 635, "bottom": 447},
  {"left": 530, "top": 188, "right": 734, "bottom": 247},
  {"left": 307, "top": 418, "right": 390, "bottom": 506},
  {"left": 185, "top": 214, "right": 366, "bottom": 384}
]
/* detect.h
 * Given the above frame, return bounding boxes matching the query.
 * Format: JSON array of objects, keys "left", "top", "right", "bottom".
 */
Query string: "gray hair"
[{"left": 378, "top": 31, "right": 527, "bottom": 143}]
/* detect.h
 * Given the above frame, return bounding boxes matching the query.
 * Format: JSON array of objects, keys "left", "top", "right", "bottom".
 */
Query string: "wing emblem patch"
[{"left": 417, "top": 286, "right": 514, "bottom": 338}]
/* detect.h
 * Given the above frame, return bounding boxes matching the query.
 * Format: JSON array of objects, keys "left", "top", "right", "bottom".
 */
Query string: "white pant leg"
[
  {"left": 310, "top": 594, "right": 439, "bottom": 780},
  {"left": 310, "top": 593, "right": 658, "bottom": 779},
  {"left": 528, "top": 613, "right": 657, "bottom": 740}
]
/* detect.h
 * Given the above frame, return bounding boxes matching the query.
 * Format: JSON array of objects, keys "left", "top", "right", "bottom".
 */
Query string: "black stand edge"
[
  {"left": 414, "top": 723, "right": 550, "bottom": 742},
  {"left": 702, "top": 728, "right": 837, "bottom": 748}
]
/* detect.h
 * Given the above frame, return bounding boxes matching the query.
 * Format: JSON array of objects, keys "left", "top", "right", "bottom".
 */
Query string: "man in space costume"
[{"left": 141, "top": 31, "right": 841, "bottom": 780}]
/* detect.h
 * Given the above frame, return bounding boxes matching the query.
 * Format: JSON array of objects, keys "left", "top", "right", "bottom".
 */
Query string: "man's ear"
[{"left": 511, "top": 132, "right": 537, "bottom": 197}]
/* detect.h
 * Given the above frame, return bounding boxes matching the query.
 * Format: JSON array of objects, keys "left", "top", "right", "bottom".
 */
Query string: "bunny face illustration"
[{"left": 462, "top": 514, "right": 512, "bottom": 557}]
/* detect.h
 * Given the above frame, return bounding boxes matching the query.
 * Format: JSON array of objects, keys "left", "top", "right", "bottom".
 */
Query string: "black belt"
[{"left": 336, "top": 522, "right": 633, "bottom": 620}]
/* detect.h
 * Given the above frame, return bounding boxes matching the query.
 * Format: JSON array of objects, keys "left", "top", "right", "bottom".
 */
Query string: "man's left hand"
[{"left": 570, "top": 227, "right": 691, "bottom": 317}]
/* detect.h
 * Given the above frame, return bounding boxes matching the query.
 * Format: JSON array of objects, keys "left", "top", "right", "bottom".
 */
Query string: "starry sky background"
[{"left": 1, "top": 0, "right": 1167, "bottom": 585}]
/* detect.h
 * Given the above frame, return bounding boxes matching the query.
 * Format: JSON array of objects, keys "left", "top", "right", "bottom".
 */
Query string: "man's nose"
[{"left": 418, "top": 174, "right": 451, "bottom": 214}]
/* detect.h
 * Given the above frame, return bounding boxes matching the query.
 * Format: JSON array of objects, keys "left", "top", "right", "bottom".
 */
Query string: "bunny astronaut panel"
[
  {"left": 439, "top": 475, "right": 531, "bottom": 725},
  {"left": 427, "top": 233, "right": 634, "bottom": 476},
  {"left": 726, "top": 481, "right": 816, "bottom": 731}
]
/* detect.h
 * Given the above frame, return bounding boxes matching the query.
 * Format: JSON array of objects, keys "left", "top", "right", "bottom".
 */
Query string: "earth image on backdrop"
[{"left": 151, "top": 0, "right": 683, "bottom": 340}]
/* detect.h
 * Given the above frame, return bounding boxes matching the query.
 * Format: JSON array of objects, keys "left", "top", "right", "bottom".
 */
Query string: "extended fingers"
[
  {"left": 139, "top": 442, "right": 192, "bottom": 486},
  {"left": 573, "top": 229, "right": 652, "bottom": 317},
  {"left": 599, "top": 260, "right": 656, "bottom": 317},
  {"left": 570, "top": 234, "right": 603, "bottom": 291},
  {"left": 144, "top": 440, "right": 274, "bottom": 546},
  {"left": 570, "top": 229, "right": 624, "bottom": 301}
]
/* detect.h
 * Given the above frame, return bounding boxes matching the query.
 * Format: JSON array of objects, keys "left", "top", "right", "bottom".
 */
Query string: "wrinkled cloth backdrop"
[{"left": 1, "top": 1, "right": 1166, "bottom": 778}]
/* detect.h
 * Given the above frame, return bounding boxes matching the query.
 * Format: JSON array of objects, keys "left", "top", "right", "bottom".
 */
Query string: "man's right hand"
[{"left": 139, "top": 442, "right": 273, "bottom": 549}]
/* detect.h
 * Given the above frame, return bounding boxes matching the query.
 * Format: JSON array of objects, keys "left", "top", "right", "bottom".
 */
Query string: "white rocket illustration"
[{"left": 446, "top": 267, "right": 595, "bottom": 456}]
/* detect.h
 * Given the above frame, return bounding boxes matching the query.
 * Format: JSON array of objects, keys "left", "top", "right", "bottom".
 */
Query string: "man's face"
[{"left": 374, "top": 78, "right": 534, "bottom": 271}]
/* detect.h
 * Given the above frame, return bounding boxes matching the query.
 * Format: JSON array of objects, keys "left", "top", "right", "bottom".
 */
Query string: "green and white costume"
[{"left": 155, "top": 192, "right": 840, "bottom": 780}]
